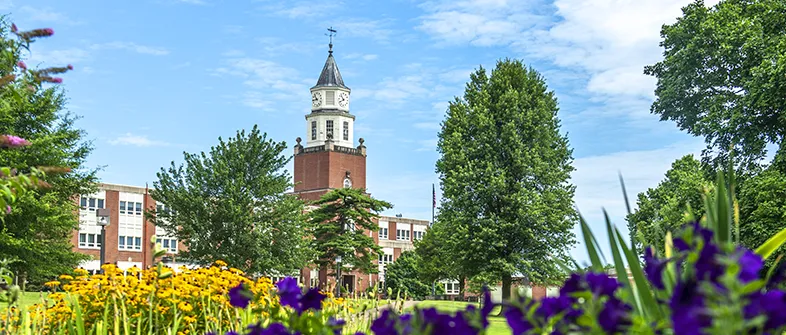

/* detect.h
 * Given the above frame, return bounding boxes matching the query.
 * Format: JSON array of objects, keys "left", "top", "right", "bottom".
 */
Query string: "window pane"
[
  {"left": 89, "top": 198, "right": 96, "bottom": 208},
  {"left": 120, "top": 201, "right": 126, "bottom": 213},
  {"left": 80, "top": 197, "right": 87, "bottom": 208},
  {"left": 156, "top": 238, "right": 161, "bottom": 245},
  {"left": 79, "top": 233, "right": 86, "bottom": 243},
  {"left": 135, "top": 237, "right": 141, "bottom": 248},
  {"left": 87, "top": 234, "right": 94, "bottom": 243},
  {"left": 163, "top": 239, "right": 170, "bottom": 248},
  {"left": 119, "top": 236, "right": 125, "bottom": 247},
  {"left": 97, "top": 199, "right": 104, "bottom": 208},
  {"left": 136, "top": 203, "right": 142, "bottom": 213},
  {"left": 97, "top": 234, "right": 102, "bottom": 247}
]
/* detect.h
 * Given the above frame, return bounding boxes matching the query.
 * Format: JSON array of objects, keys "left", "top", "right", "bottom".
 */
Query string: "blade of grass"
[
  {"left": 615, "top": 226, "right": 662, "bottom": 321},
  {"left": 579, "top": 211, "right": 606, "bottom": 270},
  {"left": 755, "top": 227, "right": 786, "bottom": 259},
  {"left": 603, "top": 209, "right": 641, "bottom": 316},
  {"left": 715, "top": 172, "right": 730, "bottom": 243}
]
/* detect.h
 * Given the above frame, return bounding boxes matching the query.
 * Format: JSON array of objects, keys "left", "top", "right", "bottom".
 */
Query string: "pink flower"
[
  {"left": 43, "top": 28, "right": 54, "bottom": 36},
  {"left": 67, "top": 64, "right": 73, "bottom": 70},
  {"left": 5, "top": 205, "right": 10, "bottom": 215},
  {"left": 10, "top": 23, "right": 17, "bottom": 33},
  {"left": 17, "top": 61, "right": 27, "bottom": 70},
  {"left": 51, "top": 77, "right": 63, "bottom": 83},
  {"left": 0, "top": 135, "right": 31, "bottom": 148}
]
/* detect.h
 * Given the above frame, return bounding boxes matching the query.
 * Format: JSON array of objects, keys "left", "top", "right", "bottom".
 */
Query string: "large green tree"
[
  {"left": 0, "top": 21, "right": 95, "bottom": 288},
  {"left": 414, "top": 217, "right": 474, "bottom": 298},
  {"left": 627, "top": 155, "right": 712, "bottom": 254},
  {"left": 308, "top": 188, "right": 391, "bottom": 280},
  {"left": 151, "top": 125, "right": 312, "bottom": 276},
  {"left": 383, "top": 251, "right": 431, "bottom": 299},
  {"left": 644, "top": 0, "right": 786, "bottom": 170},
  {"left": 436, "top": 59, "right": 577, "bottom": 300}
]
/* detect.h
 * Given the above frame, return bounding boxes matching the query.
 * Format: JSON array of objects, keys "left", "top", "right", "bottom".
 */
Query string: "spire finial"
[{"left": 326, "top": 27, "right": 336, "bottom": 54}]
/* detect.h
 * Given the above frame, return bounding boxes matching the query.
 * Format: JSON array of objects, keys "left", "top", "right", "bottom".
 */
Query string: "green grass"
[
  {"left": 1, "top": 291, "right": 50, "bottom": 312},
  {"left": 412, "top": 300, "right": 511, "bottom": 335}
]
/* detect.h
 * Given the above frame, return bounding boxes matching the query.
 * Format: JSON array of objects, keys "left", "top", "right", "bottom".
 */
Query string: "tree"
[
  {"left": 384, "top": 251, "right": 431, "bottom": 299},
  {"left": 644, "top": 0, "right": 786, "bottom": 170},
  {"left": 151, "top": 125, "right": 312, "bottom": 276},
  {"left": 308, "top": 188, "right": 391, "bottom": 280},
  {"left": 0, "top": 21, "right": 95, "bottom": 289},
  {"left": 626, "top": 155, "right": 712, "bottom": 254},
  {"left": 739, "top": 144, "right": 786, "bottom": 269},
  {"left": 414, "top": 218, "right": 473, "bottom": 298},
  {"left": 436, "top": 59, "right": 577, "bottom": 301}
]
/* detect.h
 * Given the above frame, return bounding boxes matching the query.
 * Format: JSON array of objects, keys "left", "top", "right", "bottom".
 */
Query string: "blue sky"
[{"left": 12, "top": 0, "right": 719, "bottom": 264}]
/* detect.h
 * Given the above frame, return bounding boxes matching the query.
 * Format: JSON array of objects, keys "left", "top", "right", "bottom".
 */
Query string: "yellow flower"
[
  {"left": 58, "top": 274, "right": 74, "bottom": 281},
  {"left": 44, "top": 280, "right": 61, "bottom": 287},
  {"left": 214, "top": 260, "right": 227, "bottom": 267}
]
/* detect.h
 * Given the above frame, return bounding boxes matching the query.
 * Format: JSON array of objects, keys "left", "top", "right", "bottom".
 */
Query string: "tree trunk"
[
  {"left": 502, "top": 274, "right": 512, "bottom": 301},
  {"left": 18, "top": 271, "right": 27, "bottom": 292}
]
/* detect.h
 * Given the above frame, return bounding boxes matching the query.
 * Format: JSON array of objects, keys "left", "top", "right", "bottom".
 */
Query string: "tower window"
[
  {"left": 311, "top": 121, "right": 317, "bottom": 140},
  {"left": 343, "top": 121, "right": 349, "bottom": 141},
  {"left": 326, "top": 120, "right": 334, "bottom": 140},
  {"left": 326, "top": 91, "right": 335, "bottom": 105}
]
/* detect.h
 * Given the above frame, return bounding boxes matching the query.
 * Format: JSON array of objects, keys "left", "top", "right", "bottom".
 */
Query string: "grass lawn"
[
  {"left": 1, "top": 291, "right": 50, "bottom": 311},
  {"left": 412, "top": 300, "right": 511, "bottom": 335}
]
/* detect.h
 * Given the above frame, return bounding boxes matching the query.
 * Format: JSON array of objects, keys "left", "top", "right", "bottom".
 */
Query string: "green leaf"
[
  {"left": 579, "top": 212, "right": 606, "bottom": 270},
  {"left": 714, "top": 172, "right": 731, "bottom": 243},
  {"left": 755, "top": 227, "right": 786, "bottom": 259},
  {"left": 615, "top": 226, "right": 661, "bottom": 320},
  {"left": 604, "top": 209, "right": 642, "bottom": 316}
]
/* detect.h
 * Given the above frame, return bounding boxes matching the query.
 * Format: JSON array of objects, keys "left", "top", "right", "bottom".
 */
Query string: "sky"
[{"left": 11, "top": 0, "right": 722, "bottom": 264}]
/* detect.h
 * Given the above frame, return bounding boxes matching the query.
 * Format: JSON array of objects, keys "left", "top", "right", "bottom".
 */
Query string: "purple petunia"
[
  {"left": 669, "top": 280, "right": 711, "bottom": 335},
  {"left": 327, "top": 318, "right": 346, "bottom": 335},
  {"left": 598, "top": 297, "right": 632, "bottom": 334},
  {"left": 744, "top": 290, "right": 786, "bottom": 329},
  {"left": 504, "top": 306, "right": 534, "bottom": 335},
  {"left": 299, "top": 288, "right": 326, "bottom": 312},
  {"left": 276, "top": 277, "right": 302, "bottom": 310},
  {"left": 644, "top": 247, "right": 668, "bottom": 289},
  {"left": 736, "top": 248, "right": 763, "bottom": 283},
  {"left": 585, "top": 272, "right": 620, "bottom": 297},
  {"left": 370, "top": 310, "right": 403, "bottom": 335},
  {"left": 247, "top": 322, "right": 292, "bottom": 335},
  {"left": 228, "top": 283, "right": 252, "bottom": 308}
]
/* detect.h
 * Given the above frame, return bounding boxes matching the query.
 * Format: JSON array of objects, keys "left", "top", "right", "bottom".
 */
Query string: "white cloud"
[
  {"left": 173, "top": 0, "right": 207, "bottom": 4},
  {"left": 415, "top": 138, "right": 439, "bottom": 152},
  {"left": 214, "top": 56, "right": 308, "bottom": 110},
  {"left": 91, "top": 42, "right": 170, "bottom": 56},
  {"left": 109, "top": 133, "right": 170, "bottom": 147},
  {"left": 22, "top": 47, "right": 90, "bottom": 67},
  {"left": 336, "top": 19, "right": 395, "bottom": 43},
  {"left": 345, "top": 53, "right": 379, "bottom": 61},
  {"left": 271, "top": 2, "right": 339, "bottom": 18},
  {"left": 418, "top": 0, "right": 722, "bottom": 124},
  {"left": 171, "top": 62, "right": 191, "bottom": 70},
  {"left": 256, "top": 37, "right": 322, "bottom": 56},
  {"left": 18, "top": 6, "right": 80, "bottom": 24}
]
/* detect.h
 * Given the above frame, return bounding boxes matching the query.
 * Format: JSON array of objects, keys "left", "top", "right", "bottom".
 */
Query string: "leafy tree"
[
  {"left": 414, "top": 218, "right": 473, "bottom": 298},
  {"left": 308, "top": 188, "right": 391, "bottom": 279},
  {"left": 384, "top": 251, "right": 431, "bottom": 299},
  {"left": 644, "top": 0, "right": 786, "bottom": 170},
  {"left": 739, "top": 144, "right": 786, "bottom": 268},
  {"left": 627, "top": 155, "right": 712, "bottom": 254},
  {"left": 436, "top": 59, "right": 577, "bottom": 301},
  {"left": 0, "top": 21, "right": 95, "bottom": 289},
  {"left": 151, "top": 125, "right": 312, "bottom": 276}
]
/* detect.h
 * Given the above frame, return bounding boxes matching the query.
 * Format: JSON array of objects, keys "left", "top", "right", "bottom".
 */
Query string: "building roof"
[{"left": 313, "top": 45, "right": 348, "bottom": 89}]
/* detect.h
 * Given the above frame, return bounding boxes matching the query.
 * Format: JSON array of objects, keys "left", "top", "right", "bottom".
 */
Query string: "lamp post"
[
  {"left": 96, "top": 208, "right": 110, "bottom": 274},
  {"left": 335, "top": 255, "right": 342, "bottom": 298}
]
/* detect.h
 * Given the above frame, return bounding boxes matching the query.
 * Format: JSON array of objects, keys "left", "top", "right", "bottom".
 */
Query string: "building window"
[
  {"left": 120, "top": 201, "right": 143, "bottom": 216},
  {"left": 311, "top": 121, "right": 317, "bottom": 140},
  {"left": 310, "top": 277, "right": 318, "bottom": 288},
  {"left": 326, "top": 120, "right": 334, "bottom": 139},
  {"left": 379, "top": 227, "right": 388, "bottom": 240},
  {"left": 445, "top": 282, "right": 460, "bottom": 295},
  {"left": 80, "top": 197, "right": 105, "bottom": 211},
  {"left": 156, "top": 204, "right": 175, "bottom": 216},
  {"left": 326, "top": 91, "right": 335, "bottom": 105},
  {"left": 379, "top": 254, "right": 394, "bottom": 265},
  {"left": 343, "top": 121, "right": 349, "bottom": 141},
  {"left": 156, "top": 238, "right": 178, "bottom": 253},
  {"left": 78, "top": 233, "right": 102, "bottom": 249},
  {"left": 118, "top": 235, "right": 142, "bottom": 251},
  {"left": 413, "top": 231, "right": 424, "bottom": 241},
  {"left": 396, "top": 229, "right": 410, "bottom": 241}
]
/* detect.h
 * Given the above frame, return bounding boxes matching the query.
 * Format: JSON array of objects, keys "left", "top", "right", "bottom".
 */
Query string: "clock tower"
[{"left": 292, "top": 41, "right": 367, "bottom": 202}]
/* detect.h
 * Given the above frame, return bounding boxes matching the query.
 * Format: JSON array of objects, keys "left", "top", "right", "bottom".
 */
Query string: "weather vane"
[{"left": 326, "top": 27, "right": 337, "bottom": 52}]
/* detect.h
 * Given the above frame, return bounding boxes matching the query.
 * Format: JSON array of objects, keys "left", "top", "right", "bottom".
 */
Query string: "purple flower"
[
  {"left": 10, "top": 23, "right": 17, "bottom": 32},
  {"left": 247, "top": 323, "right": 291, "bottom": 335},
  {"left": 504, "top": 306, "right": 534, "bottom": 335},
  {"left": 51, "top": 77, "right": 63, "bottom": 84},
  {"left": 370, "top": 310, "right": 401, "bottom": 335},
  {"left": 480, "top": 287, "right": 494, "bottom": 328},
  {"left": 694, "top": 242, "right": 723, "bottom": 283},
  {"left": 224, "top": 332, "right": 238, "bottom": 335},
  {"left": 17, "top": 61, "right": 26, "bottom": 70},
  {"left": 228, "top": 283, "right": 252, "bottom": 308},
  {"left": 5, "top": 206, "right": 10, "bottom": 215},
  {"left": 536, "top": 296, "right": 574, "bottom": 319},
  {"left": 559, "top": 273, "right": 583, "bottom": 297},
  {"left": 276, "top": 277, "right": 302, "bottom": 309},
  {"left": 67, "top": 64, "right": 74, "bottom": 70},
  {"left": 0, "top": 135, "right": 31, "bottom": 148},
  {"left": 669, "top": 280, "right": 711, "bottom": 335},
  {"left": 585, "top": 272, "right": 620, "bottom": 297},
  {"left": 598, "top": 298, "right": 632, "bottom": 334},
  {"left": 744, "top": 290, "right": 786, "bottom": 329},
  {"left": 327, "top": 318, "right": 346, "bottom": 335},
  {"left": 644, "top": 247, "right": 668, "bottom": 289},
  {"left": 299, "top": 288, "right": 326, "bottom": 312},
  {"left": 736, "top": 248, "right": 763, "bottom": 283}
]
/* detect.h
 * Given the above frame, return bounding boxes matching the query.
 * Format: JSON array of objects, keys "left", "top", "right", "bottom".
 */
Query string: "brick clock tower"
[{"left": 293, "top": 40, "right": 374, "bottom": 292}]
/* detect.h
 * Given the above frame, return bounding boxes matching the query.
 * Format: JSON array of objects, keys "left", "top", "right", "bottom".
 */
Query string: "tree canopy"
[
  {"left": 626, "top": 155, "right": 711, "bottom": 254},
  {"left": 435, "top": 59, "right": 577, "bottom": 300},
  {"left": 0, "top": 20, "right": 95, "bottom": 288},
  {"left": 308, "top": 188, "right": 391, "bottom": 277},
  {"left": 383, "top": 251, "right": 431, "bottom": 299},
  {"left": 644, "top": 0, "right": 786, "bottom": 170},
  {"left": 151, "top": 125, "right": 312, "bottom": 276}
]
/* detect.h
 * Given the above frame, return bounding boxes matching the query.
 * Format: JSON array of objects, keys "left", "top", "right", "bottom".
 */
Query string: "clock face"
[
  {"left": 311, "top": 92, "right": 323, "bottom": 108},
  {"left": 338, "top": 92, "right": 349, "bottom": 108}
]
